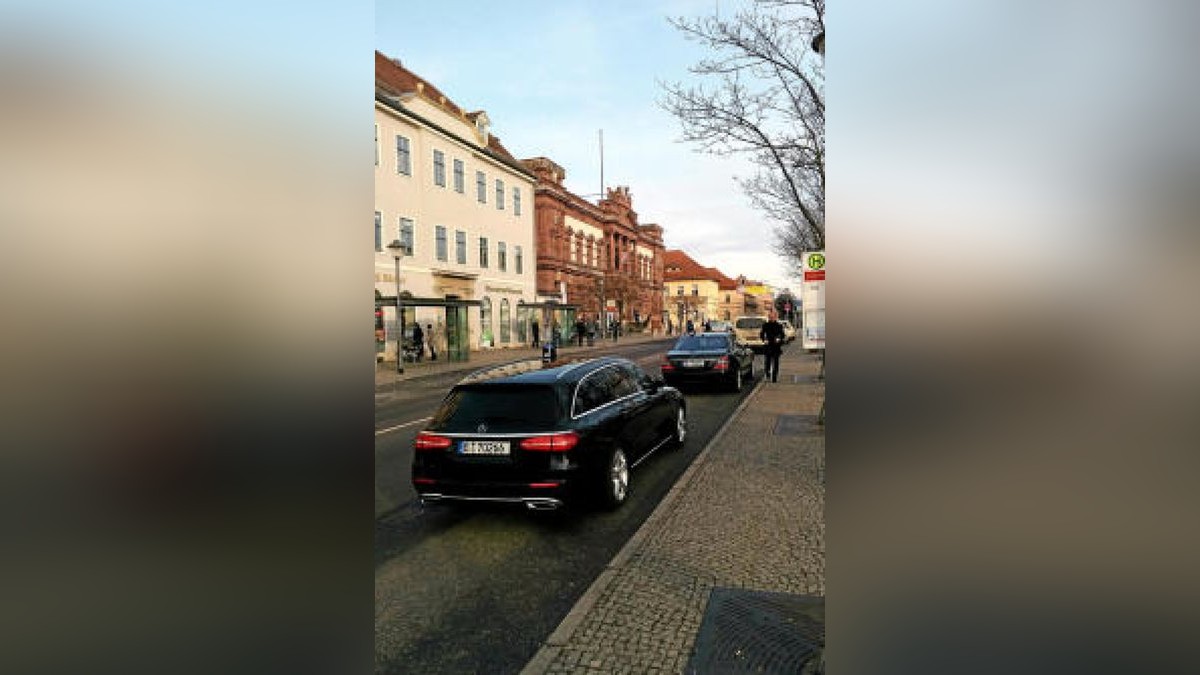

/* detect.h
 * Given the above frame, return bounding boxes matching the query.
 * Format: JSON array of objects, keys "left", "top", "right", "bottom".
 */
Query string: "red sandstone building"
[{"left": 520, "top": 157, "right": 666, "bottom": 333}]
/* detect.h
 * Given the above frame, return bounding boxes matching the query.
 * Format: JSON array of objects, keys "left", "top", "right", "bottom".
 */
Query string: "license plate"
[
  {"left": 683, "top": 359, "right": 704, "bottom": 368},
  {"left": 460, "top": 440, "right": 510, "bottom": 456}
]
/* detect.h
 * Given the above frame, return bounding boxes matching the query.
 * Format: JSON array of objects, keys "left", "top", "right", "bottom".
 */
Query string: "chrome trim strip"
[
  {"left": 570, "top": 363, "right": 647, "bottom": 420},
  {"left": 630, "top": 435, "right": 671, "bottom": 469},
  {"left": 418, "top": 431, "right": 570, "bottom": 439},
  {"left": 419, "top": 494, "right": 563, "bottom": 508}
]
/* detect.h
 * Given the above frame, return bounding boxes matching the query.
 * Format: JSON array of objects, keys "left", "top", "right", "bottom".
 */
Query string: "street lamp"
[{"left": 386, "top": 239, "right": 405, "bottom": 373}]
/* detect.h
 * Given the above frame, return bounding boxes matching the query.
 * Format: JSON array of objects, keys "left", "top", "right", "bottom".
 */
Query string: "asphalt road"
[{"left": 374, "top": 341, "right": 760, "bottom": 674}]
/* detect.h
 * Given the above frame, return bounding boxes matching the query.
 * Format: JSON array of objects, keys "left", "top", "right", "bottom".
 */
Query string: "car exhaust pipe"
[{"left": 524, "top": 498, "right": 562, "bottom": 511}]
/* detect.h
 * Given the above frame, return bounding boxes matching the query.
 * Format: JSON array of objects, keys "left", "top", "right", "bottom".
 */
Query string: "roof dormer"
[{"left": 471, "top": 111, "right": 491, "bottom": 146}]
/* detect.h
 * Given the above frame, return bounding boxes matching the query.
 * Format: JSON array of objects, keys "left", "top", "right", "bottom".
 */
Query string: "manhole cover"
[
  {"left": 774, "top": 415, "right": 818, "bottom": 436},
  {"left": 686, "top": 588, "right": 824, "bottom": 674}
]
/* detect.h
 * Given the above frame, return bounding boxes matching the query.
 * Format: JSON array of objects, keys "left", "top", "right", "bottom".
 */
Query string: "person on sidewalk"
[
  {"left": 575, "top": 317, "right": 586, "bottom": 347},
  {"left": 426, "top": 323, "right": 438, "bottom": 361},
  {"left": 760, "top": 311, "right": 786, "bottom": 382},
  {"left": 531, "top": 319, "right": 540, "bottom": 348},
  {"left": 411, "top": 323, "right": 425, "bottom": 362},
  {"left": 685, "top": 318, "right": 695, "bottom": 336}
]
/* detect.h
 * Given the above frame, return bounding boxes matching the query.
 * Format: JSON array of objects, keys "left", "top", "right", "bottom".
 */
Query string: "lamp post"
[{"left": 386, "top": 239, "right": 405, "bottom": 373}]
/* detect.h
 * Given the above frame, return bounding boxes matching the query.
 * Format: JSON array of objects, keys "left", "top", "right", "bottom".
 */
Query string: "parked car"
[
  {"left": 412, "top": 356, "right": 686, "bottom": 511},
  {"left": 661, "top": 332, "right": 755, "bottom": 392},
  {"left": 733, "top": 316, "right": 767, "bottom": 353},
  {"left": 706, "top": 320, "right": 732, "bottom": 333},
  {"left": 780, "top": 319, "right": 797, "bottom": 343}
]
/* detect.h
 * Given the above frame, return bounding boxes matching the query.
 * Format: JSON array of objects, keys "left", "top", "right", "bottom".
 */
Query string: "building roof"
[
  {"left": 663, "top": 250, "right": 737, "bottom": 288},
  {"left": 707, "top": 267, "right": 739, "bottom": 291},
  {"left": 375, "top": 51, "right": 520, "bottom": 165}
]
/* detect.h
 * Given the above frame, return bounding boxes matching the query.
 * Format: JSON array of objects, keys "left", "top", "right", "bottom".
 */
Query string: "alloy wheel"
[
  {"left": 674, "top": 407, "right": 687, "bottom": 445},
  {"left": 608, "top": 449, "right": 629, "bottom": 504}
]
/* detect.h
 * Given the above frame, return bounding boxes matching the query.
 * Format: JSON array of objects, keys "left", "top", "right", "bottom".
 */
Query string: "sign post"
[{"left": 800, "top": 251, "right": 825, "bottom": 351}]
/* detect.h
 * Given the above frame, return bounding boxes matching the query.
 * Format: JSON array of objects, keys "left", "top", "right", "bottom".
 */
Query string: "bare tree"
[{"left": 661, "top": 0, "right": 825, "bottom": 265}]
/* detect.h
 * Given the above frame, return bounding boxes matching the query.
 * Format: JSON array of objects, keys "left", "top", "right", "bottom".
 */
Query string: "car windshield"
[
  {"left": 735, "top": 317, "right": 764, "bottom": 329},
  {"left": 674, "top": 334, "right": 730, "bottom": 351},
  {"left": 431, "top": 385, "right": 562, "bottom": 432}
]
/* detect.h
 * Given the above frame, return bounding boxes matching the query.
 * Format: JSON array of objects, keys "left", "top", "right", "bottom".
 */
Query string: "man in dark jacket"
[
  {"left": 759, "top": 311, "right": 786, "bottom": 382},
  {"left": 410, "top": 323, "right": 424, "bottom": 363}
]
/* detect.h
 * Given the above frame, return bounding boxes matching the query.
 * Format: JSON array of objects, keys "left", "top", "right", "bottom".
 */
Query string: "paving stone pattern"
[{"left": 526, "top": 349, "right": 825, "bottom": 674}]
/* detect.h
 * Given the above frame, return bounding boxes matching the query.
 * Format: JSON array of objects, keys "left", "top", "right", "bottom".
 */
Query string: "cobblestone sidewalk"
[{"left": 522, "top": 348, "right": 825, "bottom": 674}]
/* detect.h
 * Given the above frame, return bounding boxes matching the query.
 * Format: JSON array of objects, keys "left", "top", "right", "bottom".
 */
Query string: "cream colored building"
[{"left": 375, "top": 53, "right": 536, "bottom": 360}]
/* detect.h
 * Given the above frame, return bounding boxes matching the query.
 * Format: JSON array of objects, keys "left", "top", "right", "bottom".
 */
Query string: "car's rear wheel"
[
  {"left": 599, "top": 447, "right": 629, "bottom": 509},
  {"left": 671, "top": 406, "right": 687, "bottom": 447}
]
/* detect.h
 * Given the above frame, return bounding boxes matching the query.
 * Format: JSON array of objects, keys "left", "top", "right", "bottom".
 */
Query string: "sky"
[{"left": 376, "top": 0, "right": 800, "bottom": 293}]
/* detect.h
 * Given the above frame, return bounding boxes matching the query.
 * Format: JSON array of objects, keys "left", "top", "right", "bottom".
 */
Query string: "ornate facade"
[{"left": 522, "top": 157, "right": 666, "bottom": 332}]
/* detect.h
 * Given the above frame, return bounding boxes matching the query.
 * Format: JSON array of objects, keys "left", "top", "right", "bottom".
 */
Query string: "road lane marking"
[{"left": 375, "top": 416, "right": 432, "bottom": 436}]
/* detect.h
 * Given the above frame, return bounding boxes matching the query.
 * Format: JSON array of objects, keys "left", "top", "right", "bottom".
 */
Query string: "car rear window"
[
  {"left": 674, "top": 334, "right": 730, "bottom": 350},
  {"left": 431, "top": 385, "right": 562, "bottom": 432},
  {"left": 735, "top": 317, "right": 764, "bottom": 329}
]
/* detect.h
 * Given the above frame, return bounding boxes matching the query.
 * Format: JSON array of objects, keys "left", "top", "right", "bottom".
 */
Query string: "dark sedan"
[
  {"left": 660, "top": 332, "right": 756, "bottom": 392},
  {"left": 412, "top": 356, "right": 687, "bottom": 511}
]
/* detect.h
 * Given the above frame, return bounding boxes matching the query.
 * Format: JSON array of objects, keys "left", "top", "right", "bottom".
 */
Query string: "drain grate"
[
  {"left": 774, "top": 414, "right": 818, "bottom": 436},
  {"left": 686, "top": 588, "right": 824, "bottom": 674}
]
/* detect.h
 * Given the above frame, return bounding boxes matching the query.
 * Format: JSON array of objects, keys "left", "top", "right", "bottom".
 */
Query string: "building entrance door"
[{"left": 444, "top": 297, "right": 470, "bottom": 362}]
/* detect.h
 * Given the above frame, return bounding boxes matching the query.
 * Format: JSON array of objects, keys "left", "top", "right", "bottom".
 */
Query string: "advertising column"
[{"left": 801, "top": 251, "right": 825, "bottom": 350}]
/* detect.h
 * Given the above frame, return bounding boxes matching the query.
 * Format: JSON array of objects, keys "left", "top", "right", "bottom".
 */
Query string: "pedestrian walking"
[
  {"left": 426, "top": 323, "right": 438, "bottom": 361},
  {"left": 760, "top": 311, "right": 786, "bottom": 382},
  {"left": 685, "top": 318, "right": 695, "bottom": 336},
  {"left": 575, "top": 317, "right": 586, "bottom": 347},
  {"left": 531, "top": 319, "right": 540, "bottom": 348},
  {"left": 411, "top": 323, "right": 425, "bottom": 362},
  {"left": 704, "top": 320, "right": 712, "bottom": 332}
]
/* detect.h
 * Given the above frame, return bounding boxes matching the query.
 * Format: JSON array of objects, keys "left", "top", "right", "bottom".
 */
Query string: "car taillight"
[
  {"left": 520, "top": 432, "right": 579, "bottom": 452},
  {"left": 414, "top": 432, "right": 453, "bottom": 451},
  {"left": 714, "top": 355, "right": 730, "bottom": 371},
  {"left": 661, "top": 356, "right": 675, "bottom": 372}
]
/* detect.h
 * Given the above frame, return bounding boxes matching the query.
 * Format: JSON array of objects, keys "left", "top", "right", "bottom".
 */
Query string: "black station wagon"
[{"left": 412, "top": 356, "right": 687, "bottom": 511}]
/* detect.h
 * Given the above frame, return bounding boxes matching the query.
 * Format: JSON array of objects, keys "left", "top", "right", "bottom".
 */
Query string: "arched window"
[
  {"left": 499, "top": 299, "right": 511, "bottom": 343},
  {"left": 480, "top": 297, "right": 493, "bottom": 346}
]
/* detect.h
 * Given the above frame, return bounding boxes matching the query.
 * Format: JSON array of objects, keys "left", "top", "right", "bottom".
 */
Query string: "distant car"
[
  {"left": 780, "top": 320, "right": 797, "bottom": 343},
  {"left": 412, "top": 356, "right": 686, "bottom": 511},
  {"left": 706, "top": 320, "right": 732, "bottom": 333},
  {"left": 661, "top": 332, "right": 756, "bottom": 392},
  {"left": 733, "top": 316, "right": 767, "bottom": 353}
]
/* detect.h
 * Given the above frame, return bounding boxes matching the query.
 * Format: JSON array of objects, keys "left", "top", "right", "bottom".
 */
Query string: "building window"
[
  {"left": 691, "top": 284, "right": 698, "bottom": 296},
  {"left": 433, "top": 150, "right": 446, "bottom": 187},
  {"left": 455, "top": 230, "right": 466, "bottom": 264},
  {"left": 499, "top": 299, "right": 511, "bottom": 343},
  {"left": 677, "top": 286, "right": 684, "bottom": 295},
  {"left": 498, "top": 242, "right": 507, "bottom": 272},
  {"left": 396, "top": 135, "right": 411, "bottom": 175},
  {"left": 453, "top": 159, "right": 464, "bottom": 193},
  {"left": 478, "top": 237, "right": 489, "bottom": 268},
  {"left": 726, "top": 294, "right": 731, "bottom": 303},
  {"left": 435, "top": 226, "right": 447, "bottom": 261},
  {"left": 374, "top": 211, "right": 382, "bottom": 251},
  {"left": 480, "top": 297, "right": 493, "bottom": 345},
  {"left": 399, "top": 218, "right": 414, "bottom": 255},
  {"left": 476, "top": 171, "right": 486, "bottom": 203},
  {"left": 495, "top": 179, "right": 505, "bottom": 210},
  {"left": 513, "top": 188, "right": 521, "bottom": 216},
  {"left": 515, "top": 246, "right": 523, "bottom": 274}
]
